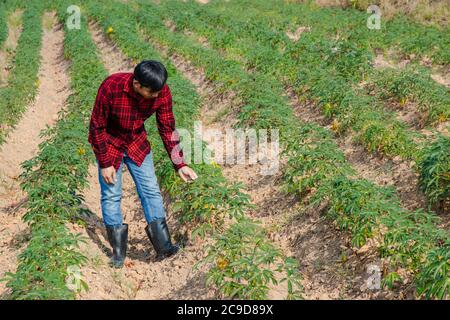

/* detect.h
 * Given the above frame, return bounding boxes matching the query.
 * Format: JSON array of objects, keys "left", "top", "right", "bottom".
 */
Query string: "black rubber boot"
[
  {"left": 106, "top": 224, "right": 128, "bottom": 268},
  {"left": 145, "top": 218, "right": 179, "bottom": 260}
]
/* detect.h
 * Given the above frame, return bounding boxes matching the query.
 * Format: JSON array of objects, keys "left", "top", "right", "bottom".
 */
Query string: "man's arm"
[
  {"left": 156, "top": 85, "right": 187, "bottom": 171},
  {"left": 156, "top": 85, "right": 198, "bottom": 182},
  {"left": 89, "top": 82, "right": 112, "bottom": 168}
]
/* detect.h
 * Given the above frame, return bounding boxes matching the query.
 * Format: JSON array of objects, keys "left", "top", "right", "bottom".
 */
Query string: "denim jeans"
[{"left": 97, "top": 150, "right": 166, "bottom": 227}]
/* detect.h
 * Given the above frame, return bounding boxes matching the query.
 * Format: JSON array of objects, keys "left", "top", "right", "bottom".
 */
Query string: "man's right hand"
[{"left": 101, "top": 166, "right": 117, "bottom": 185}]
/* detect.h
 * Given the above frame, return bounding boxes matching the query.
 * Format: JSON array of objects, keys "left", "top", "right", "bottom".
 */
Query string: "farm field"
[{"left": 0, "top": 0, "right": 448, "bottom": 300}]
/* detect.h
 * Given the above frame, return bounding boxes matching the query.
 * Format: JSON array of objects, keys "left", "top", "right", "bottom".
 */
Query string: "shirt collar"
[{"left": 123, "top": 73, "right": 141, "bottom": 100}]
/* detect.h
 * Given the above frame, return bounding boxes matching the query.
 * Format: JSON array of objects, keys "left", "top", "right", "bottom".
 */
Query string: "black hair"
[{"left": 133, "top": 60, "right": 168, "bottom": 91}]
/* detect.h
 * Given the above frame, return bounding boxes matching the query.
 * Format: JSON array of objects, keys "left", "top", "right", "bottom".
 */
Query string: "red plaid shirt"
[{"left": 88, "top": 72, "right": 186, "bottom": 172}]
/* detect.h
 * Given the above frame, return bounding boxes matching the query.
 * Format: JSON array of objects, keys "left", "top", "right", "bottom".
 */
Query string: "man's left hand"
[{"left": 178, "top": 166, "right": 198, "bottom": 182}]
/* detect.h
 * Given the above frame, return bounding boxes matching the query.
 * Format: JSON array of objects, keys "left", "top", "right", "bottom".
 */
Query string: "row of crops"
[
  {"left": 0, "top": 3, "right": 7, "bottom": 47},
  {"left": 0, "top": 0, "right": 447, "bottom": 300},
  {"left": 124, "top": 0, "right": 447, "bottom": 298},
  {"left": 2, "top": 0, "right": 102, "bottom": 299},
  {"left": 152, "top": 0, "right": 449, "bottom": 211},
  {"left": 215, "top": 0, "right": 450, "bottom": 65},
  {"left": 0, "top": 0, "right": 43, "bottom": 144},
  {"left": 1, "top": 0, "right": 303, "bottom": 299}
]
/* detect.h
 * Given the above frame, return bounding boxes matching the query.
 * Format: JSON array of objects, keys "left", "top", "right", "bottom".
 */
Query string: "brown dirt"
[
  {"left": 374, "top": 52, "right": 450, "bottom": 88},
  {"left": 0, "top": 12, "right": 70, "bottom": 295},
  {"left": 314, "top": 0, "right": 449, "bottom": 28},
  {"left": 72, "top": 22, "right": 217, "bottom": 300},
  {"left": 373, "top": 52, "right": 409, "bottom": 69},
  {"left": 430, "top": 71, "right": 450, "bottom": 88},
  {"left": 286, "top": 26, "right": 311, "bottom": 42},
  {"left": 184, "top": 30, "right": 211, "bottom": 49},
  {"left": 371, "top": 53, "right": 448, "bottom": 132},
  {"left": 0, "top": 9, "right": 23, "bottom": 87},
  {"left": 372, "top": 53, "right": 449, "bottom": 137},
  {"left": 164, "top": 19, "right": 176, "bottom": 32}
]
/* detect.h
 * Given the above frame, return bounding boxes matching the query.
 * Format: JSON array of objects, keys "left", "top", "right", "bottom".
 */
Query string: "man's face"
[{"left": 133, "top": 79, "right": 161, "bottom": 99}]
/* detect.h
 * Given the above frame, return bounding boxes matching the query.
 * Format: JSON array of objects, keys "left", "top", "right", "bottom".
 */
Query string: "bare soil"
[
  {"left": 374, "top": 51, "right": 450, "bottom": 88},
  {"left": 0, "top": 9, "right": 23, "bottom": 87},
  {"left": 286, "top": 26, "right": 311, "bottom": 42}
]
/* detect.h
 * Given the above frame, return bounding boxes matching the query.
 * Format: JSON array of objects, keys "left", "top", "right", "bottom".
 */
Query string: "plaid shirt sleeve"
[
  {"left": 89, "top": 81, "right": 113, "bottom": 168},
  {"left": 156, "top": 85, "right": 187, "bottom": 171}
]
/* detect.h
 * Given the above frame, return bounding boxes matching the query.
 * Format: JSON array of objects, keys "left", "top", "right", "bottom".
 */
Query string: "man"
[{"left": 88, "top": 60, "right": 198, "bottom": 268}]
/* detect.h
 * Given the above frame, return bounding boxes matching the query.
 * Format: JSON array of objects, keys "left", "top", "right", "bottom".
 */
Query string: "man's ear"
[{"left": 133, "top": 79, "right": 144, "bottom": 89}]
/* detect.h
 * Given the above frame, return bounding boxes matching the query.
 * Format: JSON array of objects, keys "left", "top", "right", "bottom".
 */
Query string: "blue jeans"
[{"left": 97, "top": 150, "right": 166, "bottom": 227}]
